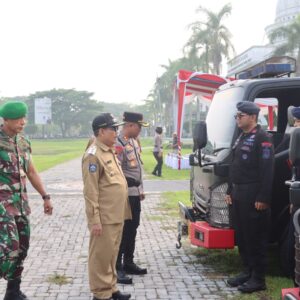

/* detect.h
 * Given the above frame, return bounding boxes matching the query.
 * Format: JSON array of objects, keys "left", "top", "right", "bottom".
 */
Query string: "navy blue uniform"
[{"left": 227, "top": 125, "right": 274, "bottom": 282}]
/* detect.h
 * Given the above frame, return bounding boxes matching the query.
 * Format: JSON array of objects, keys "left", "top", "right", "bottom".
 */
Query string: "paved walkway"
[{"left": 0, "top": 158, "right": 238, "bottom": 299}]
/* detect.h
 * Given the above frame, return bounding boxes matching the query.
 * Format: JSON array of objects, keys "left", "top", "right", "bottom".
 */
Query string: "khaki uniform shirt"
[
  {"left": 153, "top": 134, "right": 163, "bottom": 153},
  {"left": 82, "top": 139, "right": 130, "bottom": 225},
  {"left": 0, "top": 127, "right": 31, "bottom": 216},
  {"left": 116, "top": 132, "right": 144, "bottom": 197}
]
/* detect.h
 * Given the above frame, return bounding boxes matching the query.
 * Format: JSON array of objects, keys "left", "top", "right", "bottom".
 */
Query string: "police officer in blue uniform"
[{"left": 225, "top": 101, "right": 274, "bottom": 293}]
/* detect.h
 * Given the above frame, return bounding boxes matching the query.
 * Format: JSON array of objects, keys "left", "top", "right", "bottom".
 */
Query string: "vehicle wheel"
[{"left": 279, "top": 219, "right": 295, "bottom": 277}]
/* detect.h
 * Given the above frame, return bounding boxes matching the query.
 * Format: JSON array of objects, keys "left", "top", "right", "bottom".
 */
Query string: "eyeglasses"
[
  {"left": 234, "top": 113, "right": 248, "bottom": 119},
  {"left": 107, "top": 126, "right": 118, "bottom": 132}
]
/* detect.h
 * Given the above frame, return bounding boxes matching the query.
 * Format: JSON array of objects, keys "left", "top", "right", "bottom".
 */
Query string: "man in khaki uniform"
[{"left": 82, "top": 113, "right": 131, "bottom": 300}]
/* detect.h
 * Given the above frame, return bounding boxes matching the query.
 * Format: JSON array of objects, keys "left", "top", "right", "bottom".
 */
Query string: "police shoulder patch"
[
  {"left": 88, "top": 145, "right": 97, "bottom": 155},
  {"left": 261, "top": 141, "right": 272, "bottom": 159},
  {"left": 89, "top": 163, "right": 97, "bottom": 173}
]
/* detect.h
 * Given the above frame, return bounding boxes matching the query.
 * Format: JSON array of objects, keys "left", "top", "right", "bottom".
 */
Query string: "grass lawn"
[
  {"left": 160, "top": 191, "right": 294, "bottom": 300},
  {"left": 31, "top": 138, "right": 88, "bottom": 172},
  {"left": 30, "top": 137, "right": 193, "bottom": 178}
]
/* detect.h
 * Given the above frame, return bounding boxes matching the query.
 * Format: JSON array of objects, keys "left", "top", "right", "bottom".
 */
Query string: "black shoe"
[
  {"left": 4, "top": 278, "right": 28, "bottom": 300},
  {"left": 4, "top": 290, "right": 26, "bottom": 300},
  {"left": 20, "top": 291, "right": 28, "bottom": 299},
  {"left": 227, "top": 272, "right": 251, "bottom": 287},
  {"left": 117, "top": 270, "right": 132, "bottom": 284},
  {"left": 237, "top": 279, "right": 266, "bottom": 293},
  {"left": 124, "top": 263, "right": 147, "bottom": 275},
  {"left": 112, "top": 290, "right": 131, "bottom": 300},
  {"left": 152, "top": 171, "right": 157, "bottom": 176}
]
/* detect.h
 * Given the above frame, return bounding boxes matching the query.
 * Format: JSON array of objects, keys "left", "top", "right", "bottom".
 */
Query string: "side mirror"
[
  {"left": 289, "top": 127, "right": 300, "bottom": 166},
  {"left": 193, "top": 121, "right": 207, "bottom": 151}
]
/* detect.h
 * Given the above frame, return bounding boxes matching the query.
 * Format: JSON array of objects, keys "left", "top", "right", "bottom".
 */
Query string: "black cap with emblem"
[
  {"left": 123, "top": 112, "right": 149, "bottom": 127},
  {"left": 236, "top": 101, "right": 260, "bottom": 115},
  {"left": 92, "top": 113, "right": 124, "bottom": 132}
]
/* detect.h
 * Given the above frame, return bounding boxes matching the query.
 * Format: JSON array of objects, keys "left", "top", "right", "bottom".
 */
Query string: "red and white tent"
[{"left": 173, "top": 69, "right": 232, "bottom": 169}]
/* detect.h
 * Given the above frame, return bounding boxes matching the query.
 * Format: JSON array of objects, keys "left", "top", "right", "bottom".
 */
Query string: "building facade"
[{"left": 227, "top": 0, "right": 300, "bottom": 77}]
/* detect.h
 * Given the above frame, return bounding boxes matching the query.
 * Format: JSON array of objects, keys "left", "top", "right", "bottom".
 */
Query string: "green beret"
[{"left": 0, "top": 101, "right": 28, "bottom": 119}]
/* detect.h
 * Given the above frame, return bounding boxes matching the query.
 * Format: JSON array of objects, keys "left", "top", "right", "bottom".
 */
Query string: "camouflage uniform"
[{"left": 0, "top": 126, "right": 31, "bottom": 280}]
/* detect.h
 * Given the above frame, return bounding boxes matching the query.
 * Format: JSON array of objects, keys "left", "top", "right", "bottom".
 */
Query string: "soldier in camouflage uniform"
[
  {"left": 115, "top": 112, "right": 149, "bottom": 284},
  {"left": 0, "top": 101, "right": 53, "bottom": 300}
]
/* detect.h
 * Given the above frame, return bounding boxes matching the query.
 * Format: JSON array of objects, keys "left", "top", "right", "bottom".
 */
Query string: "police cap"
[
  {"left": 292, "top": 107, "right": 300, "bottom": 120},
  {"left": 236, "top": 101, "right": 260, "bottom": 115},
  {"left": 92, "top": 113, "right": 124, "bottom": 131},
  {"left": 0, "top": 101, "right": 28, "bottom": 119},
  {"left": 123, "top": 112, "right": 149, "bottom": 127}
]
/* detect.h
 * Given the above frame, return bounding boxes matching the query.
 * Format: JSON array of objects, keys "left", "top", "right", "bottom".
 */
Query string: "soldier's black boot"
[
  {"left": 237, "top": 277, "right": 266, "bottom": 293},
  {"left": 227, "top": 271, "right": 251, "bottom": 287},
  {"left": 4, "top": 278, "right": 28, "bottom": 300},
  {"left": 237, "top": 271, "right": 266, "bottom": 293}
]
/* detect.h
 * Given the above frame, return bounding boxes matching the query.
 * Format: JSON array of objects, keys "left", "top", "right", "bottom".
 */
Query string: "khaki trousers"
[{"left": 89, "top": 223, "right": 123, "bottom": 299}]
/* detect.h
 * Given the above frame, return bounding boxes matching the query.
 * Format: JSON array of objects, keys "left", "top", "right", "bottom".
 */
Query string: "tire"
[{"left": 279, "top": 219, "right": 295, "bottom": 277}]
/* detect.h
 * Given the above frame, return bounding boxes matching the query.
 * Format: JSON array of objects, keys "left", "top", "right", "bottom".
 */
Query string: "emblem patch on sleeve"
[
  {"left": 89, "top": 163, "right": 97, "bottom": 173},
  {"left": 261, "top": 142, "right": 272, "bottom": 159},
  {"left": 262, "top": 147, "right": 271, "bottom": 159}
]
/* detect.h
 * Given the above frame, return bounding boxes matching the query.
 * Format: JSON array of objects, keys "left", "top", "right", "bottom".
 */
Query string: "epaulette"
[{"left": 88, "top": 145, "right": 97, "bottom": 155}]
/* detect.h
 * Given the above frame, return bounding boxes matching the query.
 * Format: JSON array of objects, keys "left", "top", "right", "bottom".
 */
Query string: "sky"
[{"left": 0, "top": 0, "right": 277, "bottom": 104}]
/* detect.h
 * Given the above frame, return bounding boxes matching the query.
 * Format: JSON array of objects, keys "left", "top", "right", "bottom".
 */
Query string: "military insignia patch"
[
  {"left": 262, "top": 142, "right": 272, "bottom": 159},
  {"left": 262, "top": 147, "right": 271, "bottom": 159},
  {"left": 242, "top": 153, "right": 248, "bottom": 160},
  {"left": 89, "top": 164, "right": 97, "bottom": 173}
]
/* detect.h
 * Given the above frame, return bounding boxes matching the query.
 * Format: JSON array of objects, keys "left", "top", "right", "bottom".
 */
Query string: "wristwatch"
[{"left": 42, "top": 194, "right": 51, "bottom": 200}]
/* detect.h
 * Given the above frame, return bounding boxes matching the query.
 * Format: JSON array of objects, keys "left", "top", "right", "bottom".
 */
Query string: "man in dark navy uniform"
[{"left": 225, "top": 101, "right": 274, "bottom": 293}]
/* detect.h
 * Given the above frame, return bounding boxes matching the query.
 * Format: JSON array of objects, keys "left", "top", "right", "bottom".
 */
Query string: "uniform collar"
[
  {"left": 95, "top": 139, "right": 113, "bottom": 152},
  {"left": 243, "top": 124, "right": 260, "bottom": 135},
  {"left": 0, "top": 125, "right": 17, "bottom": 142}
]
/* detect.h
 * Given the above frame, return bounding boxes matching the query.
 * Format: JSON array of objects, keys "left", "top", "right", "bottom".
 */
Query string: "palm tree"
[
  {"left": 269, "top": 14, "right": 300, "bottom": 76},
  {"left": 185, "top": 3, "right": 235, "bottom": 74}
]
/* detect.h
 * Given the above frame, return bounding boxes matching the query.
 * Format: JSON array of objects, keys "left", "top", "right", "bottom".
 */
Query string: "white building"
[{"left": 227, "top": 0, "right": 300, "bottom": 77}]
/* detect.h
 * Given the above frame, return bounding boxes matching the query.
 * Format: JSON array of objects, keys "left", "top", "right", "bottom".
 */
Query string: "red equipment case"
[{"left": 190, "top": 221, "right": 234, "bottom": 249}]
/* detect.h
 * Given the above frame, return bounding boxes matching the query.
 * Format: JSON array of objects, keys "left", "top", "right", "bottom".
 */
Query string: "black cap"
[
  {"left": 92, "top": 113, "right": 124, "bottom": 131},
  {"left": 292, "top": 107, "right": 300, "bottom": 119},
  {"left": 155, "top": 126, "right": 163, "bottom": 134},
  {"left": 236, "top": 101, "right": 260, "bottom": 115},
  {"left": 123, "top": 112, "right": 149, "bottom": 127}
]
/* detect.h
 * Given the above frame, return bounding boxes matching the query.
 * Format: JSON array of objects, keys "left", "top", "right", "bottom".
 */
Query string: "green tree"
[
  {"left": 185, "top": 3, "right": 235, "bottom": 74},
  {"left": 28, "top": 89, "right": 103, "bottom": 137},
  {"left": 269, "top": 14, "right": 300, "bottom": 75}
]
